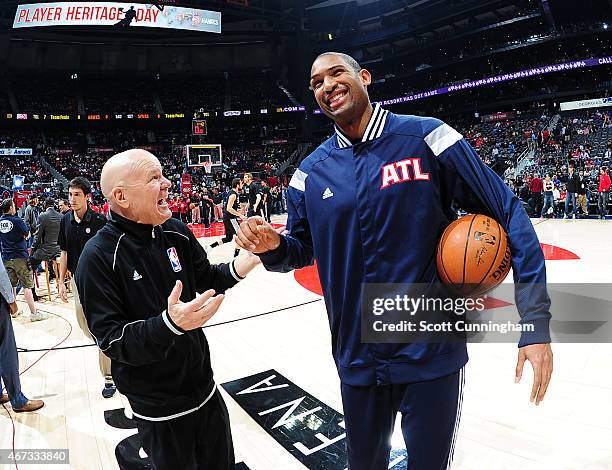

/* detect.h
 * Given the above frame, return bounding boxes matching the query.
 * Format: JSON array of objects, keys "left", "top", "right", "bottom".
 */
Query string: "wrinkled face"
[
  {"left": 310, "top": 54, "right": 371, "bottom": 123},
  {"left": 58, "top": 200, "right": 68, "bottom": 212},
  {"left": 125, "top": 155, "right": 172, "bottom": 226},
  {"left": 69, "top": 188, "right": 88, "bottom": 213}
]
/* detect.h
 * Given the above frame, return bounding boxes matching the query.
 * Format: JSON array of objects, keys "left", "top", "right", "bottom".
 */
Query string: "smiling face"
[{"left": 310, "top": 54, "right": 372, "bottom": 124}]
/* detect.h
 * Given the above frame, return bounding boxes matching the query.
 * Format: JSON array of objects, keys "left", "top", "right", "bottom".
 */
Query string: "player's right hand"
[
  {"left": 236, "top": 216, "right": 281, "bottom": 254},
  {"left": 9, "top": 301, "right": 18, "bottom": 316},
  {"left": 59, "top": 282, "right": 69, "bottom": 303},
  {"left": 167, "top": 280, "right": 224, "bottom": 331}
]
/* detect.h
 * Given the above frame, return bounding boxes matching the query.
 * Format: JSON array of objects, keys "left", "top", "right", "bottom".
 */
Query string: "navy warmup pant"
[
  {"left": 341, "top": 367, "right": 465, "bottom": 470},
  {"left": 0, "top": 298, "right": 29, "bottom": 408}
]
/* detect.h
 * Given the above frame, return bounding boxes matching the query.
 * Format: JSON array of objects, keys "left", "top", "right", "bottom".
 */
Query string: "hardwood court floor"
[{"left": 1, "top": 216, "right": 611, "bottom": 470}]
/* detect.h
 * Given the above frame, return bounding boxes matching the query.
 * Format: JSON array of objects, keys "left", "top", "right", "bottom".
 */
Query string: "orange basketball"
[
  {"left": 189, "top": 203, "right": 195, "bottom": 209},
  {"left": 436, "top": 214, "right": 511, "bottom": 296}
]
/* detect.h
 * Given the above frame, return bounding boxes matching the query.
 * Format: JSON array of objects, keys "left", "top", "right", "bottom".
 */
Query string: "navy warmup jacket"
[{"left": 260, "top": 104, "right": 551, "bottom": 386}]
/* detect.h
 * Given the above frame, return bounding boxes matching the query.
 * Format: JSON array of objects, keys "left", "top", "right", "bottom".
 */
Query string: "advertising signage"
[{"left": 13, "top": 2, "right": 221, "bottom": 33}]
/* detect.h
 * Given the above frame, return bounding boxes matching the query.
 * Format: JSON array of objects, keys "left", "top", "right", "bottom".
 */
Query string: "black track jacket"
[{"left": 75, "top": 212, "right": 241, "bottom": 420}]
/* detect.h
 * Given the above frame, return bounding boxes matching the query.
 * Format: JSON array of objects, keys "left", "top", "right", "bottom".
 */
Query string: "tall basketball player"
[{"left": 236, "top": 52, "right": 553, "bottom": 470}]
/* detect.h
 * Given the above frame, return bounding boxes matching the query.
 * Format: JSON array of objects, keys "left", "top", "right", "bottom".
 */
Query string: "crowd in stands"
[
  {"left": 0, "top": 118, "right": 299, "bottom": 202},
  {"left": 83, "top": 78, "right": 158, "bottom": 115},
  {"left": 0, "top": 85, "right": 10, "bottom": 115},
  {"left": 2, "top": 101, "right": 611, "bottom": 221},
  {"left": 2, "top": 72, "right": 294, "bottom": 117},
  {"left": 228, "top": 74, "right": 291, "bottom": 110},
  {"left": 460, "top": 113, "right": 549, "bottom": 167},
  {"left": 367, "top": 23, "right": 608, "bottom": 112},
  {"left": 369, "top": 20, "right": 606, "bottom": 80},
  {"left": 14, "top": 78, "right": 78, "bottom": 115},
  {"left": 0, "top": 131, "right": 45, "bottom": 149},
  {"left": 0, "top": 153, "right": 53, "bottom": 188},
  {"left": 157, "top": 77, "right": 225, "bottom": 113},
  {"left": 510, "top": 110, "right": 612, "bottom": 218}
]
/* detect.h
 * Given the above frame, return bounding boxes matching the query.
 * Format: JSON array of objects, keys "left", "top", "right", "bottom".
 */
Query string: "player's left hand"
[{"left": 515, "top": 343, "right": 553, "bottom": 406}]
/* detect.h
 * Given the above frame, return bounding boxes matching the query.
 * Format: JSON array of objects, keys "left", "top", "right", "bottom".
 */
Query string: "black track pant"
[
  {"left": 221, "top": 217, "right": 239, "bottom": 243},
  {"left": 135, "top": 390, "right": 234, "bottom": 470}
]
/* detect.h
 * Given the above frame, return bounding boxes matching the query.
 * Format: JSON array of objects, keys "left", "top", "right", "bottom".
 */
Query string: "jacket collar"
[
  {"left": 70, "top": 206, "right": 93, "bottom": 224},
  {"left": 109, "top": 211, "right": 155, "bottom": 240},
  {"left": 335, "top": 103, "right": 389, "bottom": 148}
]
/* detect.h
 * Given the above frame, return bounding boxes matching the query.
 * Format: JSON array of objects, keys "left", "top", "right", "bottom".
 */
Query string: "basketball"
[
  {"left": 189, "top": 203, "right": 196, "bottom": 209},
  {"left": 436, "top": 214, "right": 511, "bottom": 296}
]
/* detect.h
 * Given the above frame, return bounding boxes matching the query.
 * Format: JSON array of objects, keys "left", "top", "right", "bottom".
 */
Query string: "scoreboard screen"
[{"left": 192, "top": 119, "right": 207, "bottom": 136}]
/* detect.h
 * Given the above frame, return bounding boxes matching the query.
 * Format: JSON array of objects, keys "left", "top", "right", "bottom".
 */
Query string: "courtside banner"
[
  {"left": 559, "top": 97, "right": 612, "bottom": 111},
  {"left": 13, "top": 2, "right": 221, "bottom": 33}
]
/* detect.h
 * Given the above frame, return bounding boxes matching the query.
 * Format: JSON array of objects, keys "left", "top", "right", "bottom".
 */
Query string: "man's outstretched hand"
[
  {"left": 168, "top": 281, "right": 224, "bottom": 331},
  {"left": 515, "top": 343, "right": 553, "bottom": 406},
  {"left": 235, "top": 216, "right": 283, "bottom": 254}
]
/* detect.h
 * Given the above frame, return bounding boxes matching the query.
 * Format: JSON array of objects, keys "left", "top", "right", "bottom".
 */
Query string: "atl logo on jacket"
[
  {"left": 380, "top": 158, "right": 430, "bottom": 189},
  {"left": 167, "top": 247, "right": 182, "bottom": 272}
]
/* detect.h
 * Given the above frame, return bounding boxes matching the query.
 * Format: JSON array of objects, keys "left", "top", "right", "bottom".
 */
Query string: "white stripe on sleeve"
[
  {"left": 424, "top": 123, "right": 463, "bottom": 157},
  {"left": 289, "top": 169, "right": 308, "bottom": 192},
  {"left": 162, "top": 309, "right": 184, "bottom": 336}
]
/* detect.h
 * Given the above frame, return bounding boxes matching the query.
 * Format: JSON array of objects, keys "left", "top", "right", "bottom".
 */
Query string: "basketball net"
[{"left": 203, "top": 162, "right": 212, "bottom": 174}]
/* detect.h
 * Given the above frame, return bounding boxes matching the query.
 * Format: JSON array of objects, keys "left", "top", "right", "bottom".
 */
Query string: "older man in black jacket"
[{"left": 75, "top": 149, "right": 260, "bottom": 470}]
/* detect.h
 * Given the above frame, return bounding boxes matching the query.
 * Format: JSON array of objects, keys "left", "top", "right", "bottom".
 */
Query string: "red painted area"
[
  {"left": 540, "top": 243, "right": 580, "bottom": 260},
  {"left": 294, "top": 262, "right": 324, "bottom": 296},
  {"left": 481, "top": 296, "right": 513, "bottom": 309},
  {"left": 294, "top": 264, "right": 515, "bottom": 310}
]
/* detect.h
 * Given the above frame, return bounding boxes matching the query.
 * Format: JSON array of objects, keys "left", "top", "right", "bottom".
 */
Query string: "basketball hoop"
[{"left": 203, "top": 162, "right": 212, "bottom": 174}]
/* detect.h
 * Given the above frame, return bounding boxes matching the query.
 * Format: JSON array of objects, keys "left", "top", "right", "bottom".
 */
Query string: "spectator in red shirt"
[
  {"left": 529, "top": 174, "right": 543, "bottom": 216},
  {"left": 598, "top": 167, "right": 611, "bottom": 219},
  {"left": 179, "top": 197, "right": 189, "bottom": 224},
  {"left": 169, "top": 195, "right": 179, "bottom": 219}
]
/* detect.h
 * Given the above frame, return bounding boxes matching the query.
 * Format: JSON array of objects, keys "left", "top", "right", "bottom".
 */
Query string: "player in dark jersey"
[
  {"left": 244, "top": 173, "right": 261, "bottom": 217},
  {"left": 207, "top": 178, "right": 244, "bottom": 258},
  {"left": 260, "top": 180, "right": 272, "bottom": 222}
]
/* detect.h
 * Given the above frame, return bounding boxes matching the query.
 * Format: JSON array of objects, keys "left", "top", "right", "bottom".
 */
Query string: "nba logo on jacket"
[{"left": 167, "top": 247, "right": 182, "bottom": 272}]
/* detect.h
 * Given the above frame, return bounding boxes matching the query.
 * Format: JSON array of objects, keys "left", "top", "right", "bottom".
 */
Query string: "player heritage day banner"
[{"left": 13, "top": 2, "right": 221, "bottom": 33}]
